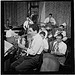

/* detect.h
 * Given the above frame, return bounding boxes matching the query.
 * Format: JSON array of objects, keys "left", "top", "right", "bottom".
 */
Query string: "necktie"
[
  {"left": 29, "top": 38, "right": 33, "bottom": 48},
  {"left": 53, "top": 42, "right": 59, "bottom": 52}
]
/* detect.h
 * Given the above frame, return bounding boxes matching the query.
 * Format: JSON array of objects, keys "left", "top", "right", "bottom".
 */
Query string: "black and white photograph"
[{"left": 1, "top": 0, "right": 74, "bottom": 74}]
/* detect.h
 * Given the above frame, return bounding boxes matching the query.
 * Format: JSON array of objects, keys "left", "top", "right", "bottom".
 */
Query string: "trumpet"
[{"left": 20, "top": 34, "right": 29, "bottom": 38}]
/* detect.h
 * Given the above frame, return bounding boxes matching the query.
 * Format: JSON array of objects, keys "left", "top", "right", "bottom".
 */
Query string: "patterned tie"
[
  {"left": 53, "top": 42, "right": 59, "bottom": 52},
  {"left": 29, "top": 38, "right": 34, "bottom": 48}
]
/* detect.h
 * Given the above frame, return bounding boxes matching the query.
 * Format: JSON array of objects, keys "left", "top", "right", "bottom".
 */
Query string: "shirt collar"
[
  {"left": 9, "top": 29, "right": 12, "bottom": 31},
  {"left": 55, "top": 40, "right": 63, "bottom": 44},
  {"left": 32, "top": 33, "right": 39, "bottom": 39}
]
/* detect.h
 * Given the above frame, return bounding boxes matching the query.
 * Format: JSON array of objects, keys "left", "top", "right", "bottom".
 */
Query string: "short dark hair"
[
  {"left": 40, "top": 31, "right": 46, "bottom": 36},
  {"left": 59, "top": 25, "right": 64, "bottom": 28},
  {"left": 9, "top": 26, "right": 12, "bottom": 29},
  {"left": 57, "top": 33, "right": 63, "bottom": 39},
  {"left": 27, "top": 15, "right": 29, "bottom": 17},
  {"left": 41, "top": 26, "right": 45, "bottom": 28},
  {"left": 6, "top": 19, "right": 9, "bottom": 21},
  {"left": 49, "top": 13, "right": 52, "bottom": 16},
  {"left": 29, "top": 24, "right": 39, "bottom": 33}
]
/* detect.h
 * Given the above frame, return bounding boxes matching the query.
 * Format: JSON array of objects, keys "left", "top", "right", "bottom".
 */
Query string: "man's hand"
[
  {"left": 51, "top": 51, "right": 55, "bottom": 54},
  {"left": 23, "top": 50, "right": 29, "bottom": 56},
  {"left": 22, "top": 49, "right": 26, "bottom": 52},
  {"left": 55, "top": 51, "right": 65, "bottom": 55},
  {"left": 24, "top": 47, "right": 28, "bottom": 51}
]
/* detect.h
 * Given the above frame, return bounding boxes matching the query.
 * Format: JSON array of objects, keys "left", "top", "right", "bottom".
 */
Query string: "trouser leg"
[
  {"left": 10, "top": 54, "right": 43, "bottom": 73},
  {"left": 15, "top": 59, "right": 33, "bottom": 72},
  {"left": 15, "top": 55, "right": 41, "bottom": 73},
  {"left": 11, "top": 55, "right": 31, "bottom": 69},
  {"left": 10, "top": 56, "right": 25, "bottom": 71}
]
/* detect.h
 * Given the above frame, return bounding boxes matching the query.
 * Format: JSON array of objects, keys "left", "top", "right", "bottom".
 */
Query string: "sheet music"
[{"left": 4, "top": 40, "right": 13, "bottom": 53}]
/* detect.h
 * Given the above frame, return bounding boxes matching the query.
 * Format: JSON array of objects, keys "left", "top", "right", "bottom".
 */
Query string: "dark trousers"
[{"left": 10, "top": 54, "right": 43, "bottom": 73}]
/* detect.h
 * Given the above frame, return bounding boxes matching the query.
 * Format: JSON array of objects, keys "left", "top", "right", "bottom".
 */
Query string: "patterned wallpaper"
[
  {"left": 4, "top": 2, "right": 27, "bottom": 27},
  {"left": 16, "top": 2, "right": 27, "bottom": 26}
]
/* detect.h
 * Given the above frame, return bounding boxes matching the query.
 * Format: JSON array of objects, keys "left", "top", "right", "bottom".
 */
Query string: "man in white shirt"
[
  {"left": 51, "top": 34, "right": 67, "bottom": 65},
  {"left": 44, "top": 13, "right": 56, "bottom": 26},
  {"left": 54, "top": 25, "right": 67, "bottom": 41},
  {"left": 6, "top": 26, "right": 18, "bottom": 44},
  {"left": 51, "top": 33, "right": 67, "bottom": 55},
  {"left": 6, "top": 26, "right": 18, "bottom": 38},
  {"left": 11, "top": 24, "right": 44, "bottom": 73},
  {"left": 23, "top": 16, "right": 34, "bottom": 30},
  {"left": 40, "top": 31, "right": 49, "bottom": 52},
  {"left": 39, "top": 26, "right": 48, "bottom": 38}
]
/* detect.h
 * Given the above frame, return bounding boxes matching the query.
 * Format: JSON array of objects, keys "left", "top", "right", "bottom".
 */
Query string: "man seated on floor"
[
  {"left": 51, "top": 33, "right": 67, "bottom": 65},
  {"left": 40, "top": 31, "right": 49, "bottom": 52},
  {"left": 10, "top": 24, "right": 44, "bottom": 73}
]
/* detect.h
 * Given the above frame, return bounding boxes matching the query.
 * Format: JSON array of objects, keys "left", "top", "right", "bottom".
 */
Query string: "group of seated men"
[{"left": 5, "top": 13, "right": 68, "bottom": 73}]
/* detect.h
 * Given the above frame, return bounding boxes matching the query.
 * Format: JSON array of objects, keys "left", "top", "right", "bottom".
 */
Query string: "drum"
[{"left": 40, "top": 53, "right": 60, "bottom": 71}]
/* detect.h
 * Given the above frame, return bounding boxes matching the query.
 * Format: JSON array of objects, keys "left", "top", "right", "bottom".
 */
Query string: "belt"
[
  {"left": 55, "top": 54, "right": 65, "bottom": 57},
  {"left": 28, "top": 54, "right": 42, "bottom": 57}
]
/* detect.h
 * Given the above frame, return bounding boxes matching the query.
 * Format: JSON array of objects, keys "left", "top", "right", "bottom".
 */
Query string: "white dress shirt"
[
  {"left": 23, "top": 21, "right": 29, "bottom": 30},
  {"left": 23, "top": 19, "right": 34, "bottom": 30},
  {"left": 44, "top": 17, "right": 56, "bottom": 25},
  {"left": 54, "top": 30, "right": 67, "bottom": 41},
  {"left": 51, "top": 41, "right": 67, "bottom": 55},
  {"left": 27, "top": 33, "right": 44, "bottom": 55},
  {"left": 6, "top": 29, "right": 18, "bottom": 37},
  {"left": 48, "top": 34, "right": 53, "bottom": 38},
  {"left": 43, "top": 38, "right": 49, "bottom": 51}
]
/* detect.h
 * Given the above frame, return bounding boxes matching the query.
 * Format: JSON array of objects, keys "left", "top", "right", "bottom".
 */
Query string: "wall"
[
  {"left": 45, "top": 1, "right": 71, "bottom": 38},
  {"left": 39, "top": 2, "right": 45, "bottom": 24},
  {"left": 39, "top": 2, "right": 45, "bottom": 23},
  {"left": 16, "top": 2, "right": 27, "bottom": 26},
  {"left": 4, "top": 2, "right": 27, "bottom": 27}
]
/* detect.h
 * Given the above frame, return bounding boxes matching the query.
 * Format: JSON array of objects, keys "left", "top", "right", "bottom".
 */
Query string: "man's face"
[
  {"left": 41, "top": 27, "right": 45, "bottom": 31},
  {"left": 59, "top": 26, "right": 64, "bottom": 30},
  {"left": 49, "top": 15, "right": 52, "bottom": 18},
  {"left": 27, "top": 17, "right": 29, "bottom": 21},
  {"left": 28, "top": 28, "right": 36, "bottom": 36},
  {"left": 7, "top": 21, "right": 9, "bottom": 23},
  {"left": 56, "top": 36, "right": 62, "bottom": 42},
  {"left": 40, "top": 34, "right": 45, "bottom": 39}
]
